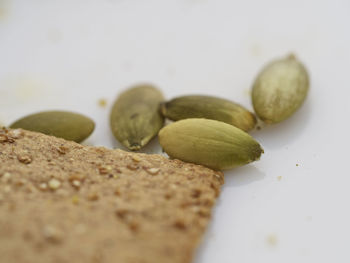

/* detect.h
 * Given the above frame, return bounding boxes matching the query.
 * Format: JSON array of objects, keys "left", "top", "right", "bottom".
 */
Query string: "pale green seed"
[
  {"left": 252, "top": 54, "right": 309, "bottom": 124},
  {"left": 159, "top": 118, "right": 263, "bottom": 170},
  {"left": 161, "top": 95, "right": 256, "bottom": 132},
  {"left": 110, "top": 84, "right": 164, "bottom": 151},
  {"left": 10, "top": 111, "right": 95, "bottom": 142}
]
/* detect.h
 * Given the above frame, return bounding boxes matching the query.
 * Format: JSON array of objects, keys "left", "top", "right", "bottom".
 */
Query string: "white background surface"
[{"left": 1, "top": 0, "right": 350, "bottom": 262}]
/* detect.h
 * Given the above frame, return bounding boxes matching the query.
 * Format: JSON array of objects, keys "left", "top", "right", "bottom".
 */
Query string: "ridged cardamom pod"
[
  {"left": 252, "top": 54, "right": 309, "bottom": 124},
  {"left": 110, "top": 84, "right": 164, "bottom": 150},
  {"left": 10, "top": 111, "right": 95, "bottom": 143},
  {"left": 159, "top": 118, "right": 263, "bottom": 170},
  {"left": 161, "top": 95, "right": 256, "bottom": 131}
]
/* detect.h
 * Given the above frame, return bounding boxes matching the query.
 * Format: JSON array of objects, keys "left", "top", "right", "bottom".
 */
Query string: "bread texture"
[{"left": 0, "top": 128, "right": 224, "bottom": 263}]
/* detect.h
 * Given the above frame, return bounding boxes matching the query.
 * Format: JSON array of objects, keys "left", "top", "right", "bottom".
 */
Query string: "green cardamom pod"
[
  {"left": 110, "top": 84, "right": 164, "bottom": 151},
  {"left": 252, "top": 54, "right": 309, "bottom": 124},
  {"left": 159, "top": 118, "right": 263, "bottom": 170},
  {"left": 161, "top": 95, "right": 256, "bottom": 131},
  {"left": 10, "top": 111, "right": 95, "bottom": 142}
]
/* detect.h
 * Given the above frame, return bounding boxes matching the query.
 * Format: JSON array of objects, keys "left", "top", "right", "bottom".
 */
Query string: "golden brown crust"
[{"left": 0, "top": 128, "right": 223, "bottom": 263}]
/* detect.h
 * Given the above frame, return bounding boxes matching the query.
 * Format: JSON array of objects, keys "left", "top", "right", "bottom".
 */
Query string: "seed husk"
[
  {"left": 161, "top": 95, "right": 256, "bottom": 132},
  {"left": 10, "top": 111, "right": 95, "bottom": 143},
  {"left": 110, "top": 84, "right": 164, "bottom": 151},
  {"left": 252, "top": 54, "right": 309, "bottom": 124},
  {"left": 158, "top": 118, "right": 263, "bottom": 170}
]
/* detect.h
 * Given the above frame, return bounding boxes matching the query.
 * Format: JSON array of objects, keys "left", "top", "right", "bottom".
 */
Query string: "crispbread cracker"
[{"left": 0, "top": 128, "right": 223, "bottom": 263}]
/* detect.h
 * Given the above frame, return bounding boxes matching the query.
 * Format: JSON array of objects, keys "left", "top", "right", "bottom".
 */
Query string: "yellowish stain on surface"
[
  {"left": 98, "top": 98, "right": 107, "bottom": 108},
  {"left": 15, "top": 78, "right": 46, "bottom": 101},
  {"left": 1, "top": 75, "right": 49, "bottom": 102},
  {"left": 277, "top": 176, "right": 282, "bottom": 181},
  {"left": 266, "top": 234, "right": 278, "bottom": 246}
]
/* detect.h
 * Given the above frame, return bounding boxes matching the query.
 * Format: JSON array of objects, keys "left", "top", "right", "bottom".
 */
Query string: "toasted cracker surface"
[{"left": 0, "top": 128, "right": 223, "bottom": 263}]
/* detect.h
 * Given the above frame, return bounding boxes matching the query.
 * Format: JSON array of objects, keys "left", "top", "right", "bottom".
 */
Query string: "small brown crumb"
[
  {"left": 256, "top": 126, "right": 261, "bottom": 130},
  {"left": 164, "top": 192, "right": 172, "bottom": 200},
  {"left": 48, "top": 179, "right": 61, "bottom": 190},
  {"left": 0, "top": 134, "right": 8, "bottom": 142},
  {"left": 68, "top": 173, "right": 85, "bottom": 182},
  {"left": 128, "top": 221, "right": 140, "bottom": 233},
  {"left": 115, "top": 209, "right": 129, "bottom": 220},
  {"left": 296, "top": 163, "right": 299, "bottom": 167},
  {"left": 201, "top": 198, "right": 214, "bottom": 207},
  {"left": 0, "top": 133, "right": 15, "bottom": 143},
  {"left": 191, "top": 189, "right": 202, "bottom": 198},
  {"left": 57, "top": 145, "right": 69, "bottom": 154},
  {"left": 71, "top": 180, "right": 81, "bottom": 189},
  {"left": 131, "top": 155, "right": 142, "bottom": 162},
  {"left": 173, "top": 219, "right": 187, "bottom": 230},
  {"left": 98, "top": 165, "right": 113, "bottom": 175},
  {"left": 180, "top": 201, "right": 192, "bottom": 209},
  {"left": 145, "top": 168, "right": 160, "bottom": 175},
  {"left": 98, "top": 98, "right": 107, "bottom": 108},
  {"left": 87, "top": 192, "right": 99, "bottom": 201},
  {"left": 126, "top": 163, "right": 138, "bottom": 171},
  {"left": 48, "top": 160, "right": 56, "bottom": 166},
  {"left": 8, "top": 129, "right": 23, "bottom": 139},
  {"left": 94, "top": 148, "right": 105, "bottom": 154},
  {"left": 214, "top": 173, "right": 224, "bottom": 184},
  {"left": 114, "top": 189, "right": 121, "bottom": 196},
  {"left": 39, "top": 183, "right": 48, "bottom": 191},
  {"left": 14, "top": 179, "right": 27, "bottom": 187},
  {"left": 210, "top": 182, "right": 220, "bottom": 197},
  {"left": 197, "top": 208, "right": 211, "bottom": 218},
  {"left": 17, "top": 154, "right": 32, "bottom": 164},
  {"left": 7, "top": 137, "right": 15, "bottom": 143}
]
